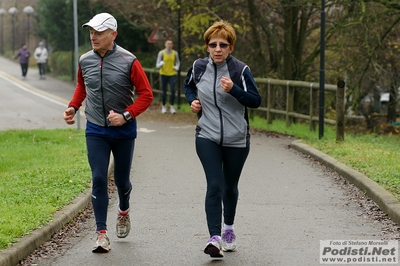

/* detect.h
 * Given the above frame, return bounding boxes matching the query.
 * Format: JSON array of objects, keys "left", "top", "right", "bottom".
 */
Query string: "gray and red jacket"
[
  {"left": 184, "top": 54, "right": 261, "bottom": 148},
  {"left": 68, "top": 43, "right": 153, "bottom": 128}
]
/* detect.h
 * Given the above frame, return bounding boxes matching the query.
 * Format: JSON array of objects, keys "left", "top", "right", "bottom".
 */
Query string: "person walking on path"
[
  {"left": 14, "top": 43, "right": 30, "bottom": 80},
  {"left": 184, "top": 20, "right": 261, "bottom": 259},
  {"left": 33, "top": 41, "right": 49, "bottom": 79},
  {"left": 156, "top": 39, "right": 180, "bottom": 114},
  {"left": 63, "top": 12, "right": 153, "bottom": 253}
]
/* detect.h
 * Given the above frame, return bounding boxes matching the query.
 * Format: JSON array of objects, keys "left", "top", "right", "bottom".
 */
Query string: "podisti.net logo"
[{"left": 320, "top": 240, "right": 398, "bottom": 264}]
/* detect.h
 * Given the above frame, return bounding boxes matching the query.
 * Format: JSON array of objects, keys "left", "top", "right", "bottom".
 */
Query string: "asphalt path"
[
  {"left": 0, "top": 71, "right": 70, "bottom": 130},
  {"left": 0, "top": 56, "right": 396, "bottom": 265}
]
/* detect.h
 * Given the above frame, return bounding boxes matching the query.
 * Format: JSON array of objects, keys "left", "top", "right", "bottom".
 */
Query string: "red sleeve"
[
  {"left": 127, "top": 59, "right": 154, "bottom": 118},
  {"left": 68, "top": 66, "right": 87, "bottom": 110}
]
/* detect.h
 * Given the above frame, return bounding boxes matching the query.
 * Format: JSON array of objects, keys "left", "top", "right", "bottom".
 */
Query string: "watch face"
[{"left": 124, "top": 112, "right": 132, "bottom": 121}]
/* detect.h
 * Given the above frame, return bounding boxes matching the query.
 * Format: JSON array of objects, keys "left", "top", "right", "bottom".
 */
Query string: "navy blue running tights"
[
  {"left": 195, "top": 137, "right": 250, "bottom": 237},
  {"left": 160, "top": 75, "right": 176, "bottom": 105},
  {"left": 86, "top": 135, "right": 135, "bottom": 231}
]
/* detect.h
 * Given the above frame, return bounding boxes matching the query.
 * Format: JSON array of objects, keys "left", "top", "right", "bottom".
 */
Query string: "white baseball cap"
[{"left": 82, "top": 13, "right": 117, "bottom": 32}]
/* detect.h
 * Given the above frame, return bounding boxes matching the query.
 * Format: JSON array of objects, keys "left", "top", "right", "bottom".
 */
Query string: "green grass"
[
  {"left": 250, "top": 117, "right": 400, "bottom": 200},
  {"left": 305, "top": 134, "right": 400, "bottom": 197},
  {"left": 0, "top": 129, "right": 90, "bottom": 250}
]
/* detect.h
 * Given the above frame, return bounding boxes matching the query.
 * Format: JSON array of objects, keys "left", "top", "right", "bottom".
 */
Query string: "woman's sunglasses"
[{"left": 208, "top": 43, "right": 230, "bottom": 49}]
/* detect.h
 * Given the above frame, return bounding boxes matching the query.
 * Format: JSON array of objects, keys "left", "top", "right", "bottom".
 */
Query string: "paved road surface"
[{"left": 0, "top": 56, "right": 397, "bottom": 266}]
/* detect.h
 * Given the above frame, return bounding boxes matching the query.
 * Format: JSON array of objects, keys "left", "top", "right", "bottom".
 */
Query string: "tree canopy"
[{"left": 22, "top": 0, "right": 400, "bottom": 113}]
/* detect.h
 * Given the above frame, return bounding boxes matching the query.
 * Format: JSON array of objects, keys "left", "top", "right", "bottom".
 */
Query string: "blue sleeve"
[
  {"left": 229, "top": 67, "right": 262, "bottom": 108},
  {"left": 184, "top": 67, "right": 198, "bottom": 104}
]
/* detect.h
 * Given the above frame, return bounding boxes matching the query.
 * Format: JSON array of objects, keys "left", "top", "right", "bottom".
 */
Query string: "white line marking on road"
[
  {"left": 138, "top": 127, "right": 156, "bottom": 133},
  {"left": 169, "top": 125, "right": 194, "bottom": 129}
]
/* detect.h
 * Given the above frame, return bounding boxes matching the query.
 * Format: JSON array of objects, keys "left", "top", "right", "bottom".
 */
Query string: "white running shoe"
[
  {"left": 92, "top": 231, "right": 110, "bottom": 253},
  {"left": 221, "top": 229, "right": 237, "bottom": 251},
  {"left": 204, "top": 235, "right": 223, "bottom": 258},
  {"left": 116, "top": 213, "right": 131, "bottom": 238}
]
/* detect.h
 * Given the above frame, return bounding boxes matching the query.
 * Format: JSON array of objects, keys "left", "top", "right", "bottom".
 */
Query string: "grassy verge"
[
  {"left": 0, "top": 129, "right": 90, "bottom": 250},
  {"left": 250, "top": 116, "right": 400, "bottom": 200}
]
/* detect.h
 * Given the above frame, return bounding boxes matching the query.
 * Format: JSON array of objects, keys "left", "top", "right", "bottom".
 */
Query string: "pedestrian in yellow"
[{"left": 156, "top": 40, "right": 180, "bottom": 114}]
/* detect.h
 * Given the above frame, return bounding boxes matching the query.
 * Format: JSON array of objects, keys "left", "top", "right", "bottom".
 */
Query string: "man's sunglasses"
[{"left": 208, "top": 42, "right": 230, "bottom": 49}]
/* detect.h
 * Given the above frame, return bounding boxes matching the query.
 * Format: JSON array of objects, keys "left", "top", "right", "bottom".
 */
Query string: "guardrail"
[{"left": 144, "top": 68, "right": 346, "bottom": 140}]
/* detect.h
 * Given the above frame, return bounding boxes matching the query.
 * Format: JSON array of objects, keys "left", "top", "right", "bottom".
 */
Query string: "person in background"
[
  {"left": 184, "top": 20, "right": 261, "bottom": 258},
  {"left": 33, "top": 41, "right": 49, "bottom": 79},
  {"left": 14, "top": 43, "right": 30, "bottom": 80},
  {"left": 156, "top": 39, "right": 180, "bottom": 114},
  {"left": 63, "top": 13, "right": 153, "bottom": 253}
]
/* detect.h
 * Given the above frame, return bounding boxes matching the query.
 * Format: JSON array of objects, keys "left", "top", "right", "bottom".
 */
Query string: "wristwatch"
[{"left": 122, "top": 111, "right": 132, "bottom": 122}]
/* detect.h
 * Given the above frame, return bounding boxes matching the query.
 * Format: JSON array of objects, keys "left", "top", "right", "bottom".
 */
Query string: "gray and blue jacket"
[{"left": 184, "top": 54, "right": 261, "bottom": 148}]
